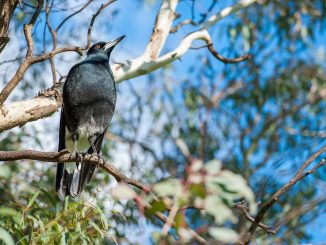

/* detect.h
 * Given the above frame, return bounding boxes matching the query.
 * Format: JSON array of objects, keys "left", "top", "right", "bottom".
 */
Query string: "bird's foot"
[
  {"left": 89, "top": 153, "right": 103, "bottom": 166},
  {"left": 69, "top": 150, "right": 83, "bottom": 161},
  {"left": 97, "top": 155, "right": 104, "bottom": 166},
  {"left": 90, "top": 153, "right": 102, "bottom": 165}
]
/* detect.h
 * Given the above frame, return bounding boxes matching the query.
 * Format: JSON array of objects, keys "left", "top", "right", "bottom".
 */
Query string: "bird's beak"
[{"left": 104, "top": 35, "right": 125, "bottom": 51}]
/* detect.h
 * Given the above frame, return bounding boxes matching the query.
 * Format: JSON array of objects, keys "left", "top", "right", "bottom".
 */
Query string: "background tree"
[{"left": 0, "top": 0, "right": 325, "bottom": 244}]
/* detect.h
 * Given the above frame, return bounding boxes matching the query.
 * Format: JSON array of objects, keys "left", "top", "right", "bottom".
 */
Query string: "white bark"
[{"left": 0, "top": 97, "right": 61, "bottom": 132}]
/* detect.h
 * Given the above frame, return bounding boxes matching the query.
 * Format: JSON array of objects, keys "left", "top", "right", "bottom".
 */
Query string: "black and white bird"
[{"left": 56, "top": 36, "right": 125, "bottom": 198}]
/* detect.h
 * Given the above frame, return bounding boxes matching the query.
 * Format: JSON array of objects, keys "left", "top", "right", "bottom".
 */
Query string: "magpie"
[{"left": 56, "top": 36, "right": 125, "bottom": 198}]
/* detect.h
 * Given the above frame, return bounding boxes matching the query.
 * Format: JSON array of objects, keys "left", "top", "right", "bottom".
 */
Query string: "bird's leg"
[
  {"left": 70, "top": 133, "right": 83, "bottom": 161},
  {"left": 88, "top": 135, "right": 100, "bottom": 161}
]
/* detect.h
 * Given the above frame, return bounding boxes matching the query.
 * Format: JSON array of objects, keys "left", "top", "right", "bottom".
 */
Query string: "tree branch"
[
  {"left": 87, "top": 0, "right": 117, "bottom": 49},
  {"left": 143, "top": 0, "right": 179, "bottom": 60},
  {"left": 241, "top": 145, "right": 326, "bottom": 244},
  {"left": 0, "top": 149, "right": 150, "bottom": 192},
  {"left": 234, "top": 201, "right": 276, "bottom": 235},
  {"left": 0, "top": 149, "right": 208, "bottom": 244}
]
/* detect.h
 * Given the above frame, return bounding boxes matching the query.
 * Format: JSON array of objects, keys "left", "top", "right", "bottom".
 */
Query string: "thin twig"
[
  {"left": 207, "top": 43, "right": 251, "bottom": 64},
  {"left": 161, "top": 202, "right": 179, "bottom": 235},
  {"left": 56, "top": 0, "right": 93, "bottom": 32},
  {"left": 87, "top": 0, "right": 117, "bottom": 49},
  {"left": 234, "top": 201, "right": 276, "bottom": 235},
  {"left": 170, "top": 19, "right": 196, "bottom": 33},
  {"left": 241, "top": 146, "right": 326, "bottom": 245},
  {"left": 45, "top": 0, "right": 57, "bottom": 84}
]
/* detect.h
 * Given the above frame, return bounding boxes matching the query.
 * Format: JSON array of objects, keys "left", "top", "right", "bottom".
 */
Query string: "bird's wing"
[
  {"left": 77, "top": 130, "right": 106, "bottom": 194},
  {"left": 56, "top": 109, "right": 70, "bottom": 197}
]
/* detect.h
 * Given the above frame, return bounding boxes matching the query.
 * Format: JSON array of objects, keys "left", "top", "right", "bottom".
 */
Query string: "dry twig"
[{"left": 241, "top": 145, "right": 326, "bottom": 245}]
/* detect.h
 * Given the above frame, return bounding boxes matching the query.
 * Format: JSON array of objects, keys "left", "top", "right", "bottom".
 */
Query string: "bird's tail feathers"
[{"left": 56, "top": 133, "right": 104, "bottom": 198}]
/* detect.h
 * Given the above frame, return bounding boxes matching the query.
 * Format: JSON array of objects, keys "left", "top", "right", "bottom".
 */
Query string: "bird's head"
[{"left": 87, "top": 35, "right": 125, "bottom": 57}]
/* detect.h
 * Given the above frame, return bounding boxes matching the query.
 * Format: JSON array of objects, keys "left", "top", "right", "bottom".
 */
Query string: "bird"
[{"left": 56, "top": 36, "right": 125, "bottom": 198}]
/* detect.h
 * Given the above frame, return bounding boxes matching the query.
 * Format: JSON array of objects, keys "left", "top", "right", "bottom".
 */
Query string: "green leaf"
[
  {"left": 0, "top": 227, "right": 15, "bottom": 245},
  {"left": 0, "top": 165, "right": 11, "bottom": 178},
  {"left": 26, "top": 191, "right": 40, "bottom": 209},
  {"left": 0, "top": 208, "right": 20, "bottom": 224}
]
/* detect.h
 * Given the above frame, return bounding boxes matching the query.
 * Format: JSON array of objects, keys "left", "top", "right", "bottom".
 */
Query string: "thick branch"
[
  {"left": 143, "top": 0, "right": 179, "bottom": 59},
  {"left": 113, "top": 29, "right": 211, "bottom": 82},
  {"left": 0, "top": 95, "right": 61, "bottom": 132}
]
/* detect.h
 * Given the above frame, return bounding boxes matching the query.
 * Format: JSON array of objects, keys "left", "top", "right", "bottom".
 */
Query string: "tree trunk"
[{"left": 0, "top": 0, "right": 18, "bottom": 54}]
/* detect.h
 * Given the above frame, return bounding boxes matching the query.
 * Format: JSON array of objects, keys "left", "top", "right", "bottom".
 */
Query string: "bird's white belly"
[{"left": 65, "top": 128, "right": 90, "bottom": 153}]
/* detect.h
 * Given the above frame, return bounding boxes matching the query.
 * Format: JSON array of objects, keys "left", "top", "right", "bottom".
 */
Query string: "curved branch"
[
  {"left": 207, "top": 43, "right": 251, "bottom": 63},
  {"left": 202, "top": 0, "right": 258, "bottom": 29}
]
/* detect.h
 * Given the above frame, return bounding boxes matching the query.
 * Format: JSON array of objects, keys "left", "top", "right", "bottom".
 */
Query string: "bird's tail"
[{"left": 56, "top": 133, "right": 104, "bottom": 199}]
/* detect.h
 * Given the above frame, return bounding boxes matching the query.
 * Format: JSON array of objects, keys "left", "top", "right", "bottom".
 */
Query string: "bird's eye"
[{"left": 95, "top": 44, "right": 101, "bottom": 49}]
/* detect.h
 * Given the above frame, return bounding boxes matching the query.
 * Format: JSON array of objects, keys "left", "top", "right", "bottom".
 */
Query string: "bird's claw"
[
  {"left": 69, "top": 150, "right": 83, "bottom": 161},
  {"left": 89, "top": 153, "right": 103, "bottom": 166},
  {"left": 98, "top": 156, "right": 104, "bottom": 166}
]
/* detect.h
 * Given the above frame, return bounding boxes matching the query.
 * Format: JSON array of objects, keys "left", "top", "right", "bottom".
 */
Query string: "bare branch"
[
  {"left": 241, "top": 145, "right": 326, "bottom": 245},
  {"left": 207, "top": 43, "right": 251, "bottom": 63},
  {"left": 234, "top": 201, "right": 276, "bottom": 235},
  {"left": 273, "top": 196, "right": 326, "bottom": 232},
  {"left": 0, "top": 96, "right": 61, "bottom": 132},
  {"left": 87, "top": 0, "right": 117, "bottom": 49},
  {"left": 45, "top": 0, "right": 57, "bottom": 84},
  {"left": 143, "top": 0, "right": 179, "bottom": 59},
  {"left": 56, "top": 0, "right": 93, "bottom": 32},
  {"left": 202, "top": 0, "right": 258, "bottom": 29},
  {"left": 170, "top": 19, "right": 196, "bottom": 33}
]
